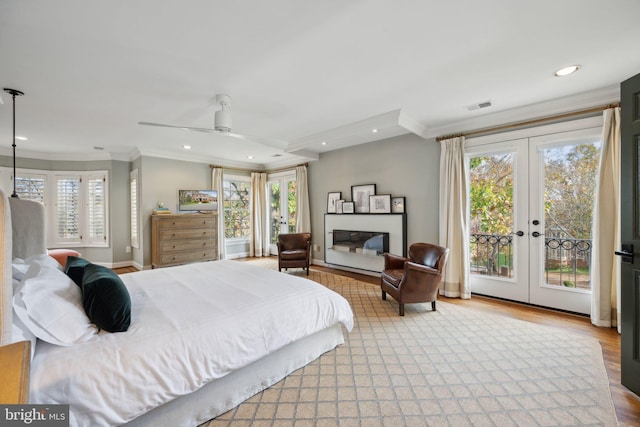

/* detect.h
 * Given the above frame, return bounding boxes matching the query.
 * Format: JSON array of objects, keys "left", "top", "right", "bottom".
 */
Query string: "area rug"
[{"left": 203, "top": 260, "right": 618, "bottom": 426}]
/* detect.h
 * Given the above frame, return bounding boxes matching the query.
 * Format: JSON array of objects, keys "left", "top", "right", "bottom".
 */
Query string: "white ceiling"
[{"left": 1, "top": 0, "right": 639, "bottom": 169}]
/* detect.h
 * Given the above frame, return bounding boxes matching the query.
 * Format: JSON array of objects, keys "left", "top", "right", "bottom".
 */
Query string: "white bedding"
[{"left": 29, "top": 260, "right": 353, "bottom": 427}]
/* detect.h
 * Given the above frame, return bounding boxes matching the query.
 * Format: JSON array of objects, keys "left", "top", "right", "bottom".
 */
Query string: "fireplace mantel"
[{"left": 324, "top": 214, "right": 406, "bottom": 273}]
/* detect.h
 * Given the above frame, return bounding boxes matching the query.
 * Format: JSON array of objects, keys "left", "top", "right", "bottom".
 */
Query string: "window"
[
  {"left": 223, "top": 176, "right": 251, "bottom": 239},
  {"left": 0, "top": 167, "right": 110, "bottom": 248},
  {"left": 130, "top": 170, "right": 139, "bottom": 248},
  {"left": 14, "top": 172, "right": 47, "bottom": 204},
  {"left": 53, "top": 172, "right": 108, "bottom": 247}
]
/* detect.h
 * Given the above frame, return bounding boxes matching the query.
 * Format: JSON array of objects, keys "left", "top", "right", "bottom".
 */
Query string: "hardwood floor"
[{"left": 115, "top": 261, "right": 640, "bottom": 425}]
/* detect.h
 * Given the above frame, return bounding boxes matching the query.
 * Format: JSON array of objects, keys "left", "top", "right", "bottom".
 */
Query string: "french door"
[
  {"left": 467, "top": 125, "right": 602, "bottom": 314},
  {"left": 268, "top": 173, "right": 297, "bottom": 254}
]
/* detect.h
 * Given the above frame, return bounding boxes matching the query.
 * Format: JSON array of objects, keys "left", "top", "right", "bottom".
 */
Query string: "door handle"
[
  {"left": 531, "top": 231, "right": 544, "bottom": 238},
  {"left": 512, "top": 231, "right": 524, "bottom": 237},
  {"left": 615, "top": 244, "right": 634, "bottom": 263}
]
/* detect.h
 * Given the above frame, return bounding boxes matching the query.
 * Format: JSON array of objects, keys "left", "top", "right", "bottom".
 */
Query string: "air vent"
[
  {"left": 272, "top": 154, "right": 283, "bottom": 157},
  {"left": 467, "top": 100, "right": 493, "bottom": 111}
]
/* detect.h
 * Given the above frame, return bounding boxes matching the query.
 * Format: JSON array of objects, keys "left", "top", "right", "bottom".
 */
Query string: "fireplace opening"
[{"left": 332, "top": 230, "right": 389, "bottom": 256}]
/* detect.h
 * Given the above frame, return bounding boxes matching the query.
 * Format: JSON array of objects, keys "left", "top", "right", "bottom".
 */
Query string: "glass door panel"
[
  {"left": 467, "top": 140, "right": 529, "bottom": 303},
  {"left": 529, "top": 128, "right": 601, "bottom": 314}
]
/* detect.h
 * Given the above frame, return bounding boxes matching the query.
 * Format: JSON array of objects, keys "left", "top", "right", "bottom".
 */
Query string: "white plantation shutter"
[
  {"left": 130, "top": 170, "right": 139, "bottom": 248},
  {"left": 15, "top": 173, "right": 46, "bottom": 204},
  {"left": 52, "top": 171, "right": 109, "bottom": 247},
  {"left": 87, "top": 173, "right": 107, "bottom": 244},
  {"left": 55, "top": 175, "right": 82, "bottom": 243}
]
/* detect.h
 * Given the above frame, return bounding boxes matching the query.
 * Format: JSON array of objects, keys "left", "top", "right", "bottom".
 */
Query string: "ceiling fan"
[{"left": 138, "top": 94, "right": 286, "bottom": 150}]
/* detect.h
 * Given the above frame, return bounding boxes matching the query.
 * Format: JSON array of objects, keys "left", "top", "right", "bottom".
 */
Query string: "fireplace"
[
  {"left": 324, "top": 214, "right": 406, "bottom": 274},
  {"left": 332, "top": 230, "right": 389, "bottom": 256}
]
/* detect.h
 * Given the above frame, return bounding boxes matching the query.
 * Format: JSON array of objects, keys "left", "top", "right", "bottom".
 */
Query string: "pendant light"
[{"left": 3, "top": 88, "right": 24, "bottom": 198}]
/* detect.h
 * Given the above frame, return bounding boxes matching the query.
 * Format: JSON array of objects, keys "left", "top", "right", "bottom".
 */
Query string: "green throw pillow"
[
  {"left": 64, "top": 255, "right": 91, "bottom": 287},
  {"left": 81, "top": 263, "right": 131, "bottom": 332}
]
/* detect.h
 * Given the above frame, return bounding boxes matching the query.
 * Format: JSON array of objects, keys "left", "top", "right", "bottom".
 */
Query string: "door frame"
[
  {"left": 466, "top": 116, "right": 603, "bottom": 311},
  {"left": 267, "top": 170, "right": 297, "bottom": 254}
]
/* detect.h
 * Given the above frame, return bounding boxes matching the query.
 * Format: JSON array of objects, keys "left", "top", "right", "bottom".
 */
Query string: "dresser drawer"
[
  {"left": 160, "top": 228, "right": 216, "bottom": 240},
  {"left": 160, "top": 239, "right": 215, "bottom": 253},
  {"left": 159, "top": 216, "right": 216, "bottom": 229},
  {"left": 160, "top": 250, "right": 216, "bottom": 265}
]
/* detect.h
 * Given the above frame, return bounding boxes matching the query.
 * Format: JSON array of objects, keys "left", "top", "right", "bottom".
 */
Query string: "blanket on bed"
[{"left": 29, "top": 261, "right": 353, "bottom": 427}]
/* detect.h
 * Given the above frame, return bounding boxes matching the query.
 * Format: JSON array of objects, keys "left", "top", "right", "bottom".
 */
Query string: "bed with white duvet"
[{"left": 1, "top": 190, "right": 353, "bottom": 427}]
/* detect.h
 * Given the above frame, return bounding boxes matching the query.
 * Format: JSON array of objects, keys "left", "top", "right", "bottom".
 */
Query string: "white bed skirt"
[{"left": 123, "top": 323, "right": 345, "bottom": 427}]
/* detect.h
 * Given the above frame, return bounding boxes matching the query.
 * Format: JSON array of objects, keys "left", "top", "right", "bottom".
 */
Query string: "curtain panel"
[
  {"left": 439, "top": 136, "right": 470, "bottom": 299},
  {"left": 211, "top": 167, "right": 225, "bottom": 260},
  {"left": 295, "top": 165, "right": 311, "bottom": 233},
  {"left": 590, "top": 107, "right": 621, "bottom": 329},
  {"left": 250, "top": 172, "right": 269, "bottom": 257}
]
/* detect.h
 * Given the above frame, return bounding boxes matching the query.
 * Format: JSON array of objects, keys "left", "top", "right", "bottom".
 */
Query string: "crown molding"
[{"left": 424, "top": 85, "right": 620, "bottom": 139}]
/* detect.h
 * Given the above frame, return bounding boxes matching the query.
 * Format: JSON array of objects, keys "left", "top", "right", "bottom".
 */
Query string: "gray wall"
[
  {"left": 139, "top": 156, "right": 212, "bottom": 267},
  {"left": 308, "top": 133, "right": 441, "bottom": 262}
]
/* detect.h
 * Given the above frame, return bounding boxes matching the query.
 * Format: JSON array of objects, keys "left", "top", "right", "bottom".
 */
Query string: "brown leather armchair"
[
  {"left": 277, "top": 233, "right": 312, "bottom": 275},
  {"left": 380, "top": 243, "right": 449, "bottom": 316}
]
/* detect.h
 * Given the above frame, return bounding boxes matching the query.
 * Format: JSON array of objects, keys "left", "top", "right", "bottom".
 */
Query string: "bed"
[{"left": 0, "top": 189, "right": 354, "bottom": 427}]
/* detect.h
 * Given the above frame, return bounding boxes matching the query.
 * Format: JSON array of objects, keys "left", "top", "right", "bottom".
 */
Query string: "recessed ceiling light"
[
  {"left": 247, "top": 155, "right": 254, "bottom": 160},
  {"left": 15, "top": 136, "right": 28, "bottom": 141},
  {"left": 321, "top": 141, "right": 327, "bottom": 146},
  {"left": 554, "top": 65, "right": 580, "bottom": 77},
  {"left": 372, "top": 129, "right": 379, "bottom": 133},
  {"left": 183, "top": 145, "right": 191, "bottom": 150}
]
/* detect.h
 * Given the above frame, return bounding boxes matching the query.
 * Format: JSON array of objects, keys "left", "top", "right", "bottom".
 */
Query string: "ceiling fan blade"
[
  {"left": 226, "top": 132, "right": 288, "bottom": 150},
  {"left": 138, "top": 121, "right": 217, "bottom": 134}
]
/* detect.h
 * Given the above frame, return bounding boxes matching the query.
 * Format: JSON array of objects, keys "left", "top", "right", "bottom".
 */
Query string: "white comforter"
[{"left": 30, "top": 261, "right": 353, "bottom": 427}]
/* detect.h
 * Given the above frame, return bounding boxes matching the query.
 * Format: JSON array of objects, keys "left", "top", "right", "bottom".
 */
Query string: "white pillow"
[
  {"left": 13, "top": 260, "right": 98, "bottom": 346},
  {"left": 12, "top": 254, "right": 61, "bottom": 283}
]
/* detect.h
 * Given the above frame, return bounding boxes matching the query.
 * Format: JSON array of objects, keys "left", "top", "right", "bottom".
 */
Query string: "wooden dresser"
[{"left": 151, "top": 213, "right": 218, "bottom": 268}]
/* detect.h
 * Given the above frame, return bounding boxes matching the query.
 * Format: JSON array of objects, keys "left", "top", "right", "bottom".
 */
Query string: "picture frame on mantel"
[
  {"left": 351, "top": 184, "right": 376, "bottom": 213},
  {"left": 342, "top": 201, "right": 355, "bottom": 214},
  {"left": 336, "top": 200, "right": 344, "bottom": 214},
  {"left": 327, "top": 192, "right": 341, "bottom": 213},
  {"left": 370, "top": 194, "right": 391, "bottom": 214},
  {"left": 391, "top": 196, "right": 405, "bottom": 213}
]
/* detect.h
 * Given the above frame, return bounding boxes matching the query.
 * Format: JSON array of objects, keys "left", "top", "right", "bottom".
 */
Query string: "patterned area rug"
[{"left": 203, "top": 260, "right": 618, "bottom": 426}]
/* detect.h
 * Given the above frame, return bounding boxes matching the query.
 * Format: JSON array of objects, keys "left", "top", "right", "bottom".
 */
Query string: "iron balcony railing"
[{"left": 469, "top": 233, "right": 592, "bottom": 290}]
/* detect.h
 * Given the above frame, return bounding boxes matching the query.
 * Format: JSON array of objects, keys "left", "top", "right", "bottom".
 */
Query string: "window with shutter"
[
  {"left": 86, "top": 174, "right": 106, "bottom": 244},
  {"left": 130, "top": 170, "right": 139, "bottom": 248},
  {"left": 14, "top": 173, "right": 46, "bottom": 204},
  {"left": 55, "top": 175, "right": 82, "bottom": 242}
]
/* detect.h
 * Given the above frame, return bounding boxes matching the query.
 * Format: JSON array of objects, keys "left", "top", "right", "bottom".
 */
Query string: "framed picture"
[
  {"left": 351, "top": 184, "right": 376, "bottom": 213},
  {"left": 327, "top": 192, "right": 341, "bottom": 213},
  {"left": 391, "top": 196, "right": 405, "bottom": 213},
  {"left": 342, "top": 201, "right": 355, "bottom": 214},
  {"left": 336, "top": 199, "right": 344, "bottom": 214},
  {"left": 369, "top": 194, "right": 391, "bottom": 214}
]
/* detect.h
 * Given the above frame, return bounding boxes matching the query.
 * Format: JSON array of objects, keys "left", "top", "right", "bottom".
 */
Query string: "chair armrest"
[
  {"left": 405, "top": 261, "right": 440, "bottom": 277},
  {"left": 384, "top": 253, "right": 408, "bottom": 270}
]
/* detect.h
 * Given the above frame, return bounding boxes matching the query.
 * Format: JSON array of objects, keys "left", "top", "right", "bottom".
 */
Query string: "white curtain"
[
  {"left": 295, "top": 165, "right": 311, "bottom": 233},
  {"left": 211, "top": 167, "right": 225, "bottom": 260},
  {"left": 590, "top": 107, "right": 621, "bottom": 330},
  {"left": 250, "top": 172, "right": 269, "bottom": 257},
  {"left": 439, "top": 136, "right": 471, "bottom": 299}
]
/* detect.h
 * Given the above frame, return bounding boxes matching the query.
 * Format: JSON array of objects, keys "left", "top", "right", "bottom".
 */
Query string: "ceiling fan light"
[{"left": 214, "top": 109, "right": 232, "bottom": 133}]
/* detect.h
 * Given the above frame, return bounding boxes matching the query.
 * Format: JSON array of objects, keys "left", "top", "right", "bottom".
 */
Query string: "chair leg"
[
  {"left": 432, "top": 301, "right": 436, "bottom": 311},
  {"left": 381, "top": 290, "right": 386, "bottom": 300},
  {"left": 306, "top": 267, "right": 309, "bottom": 276},
  {"left": 399, "top": 303, "right": 404, "bottom": 316}
]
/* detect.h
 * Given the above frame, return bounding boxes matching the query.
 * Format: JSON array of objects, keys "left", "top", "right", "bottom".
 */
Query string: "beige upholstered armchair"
[
  {"left": 380, "top": 242, "right": 449, "bottom": 316},
  {"left": 277, "top": 233, "right": 312, "bottom": 276}
]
